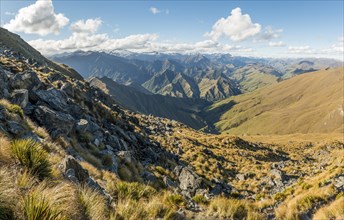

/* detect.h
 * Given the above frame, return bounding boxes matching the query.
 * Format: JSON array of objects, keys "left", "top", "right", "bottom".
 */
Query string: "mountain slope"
[
  {"left": 89, "top": 77, "right": 209, "bottom": 129},
  {"left": 0, "top": 28, "right": 83, "bottom": 80},
  {"left": 206, "top": 67, "right": 344, "bottom": 134}
]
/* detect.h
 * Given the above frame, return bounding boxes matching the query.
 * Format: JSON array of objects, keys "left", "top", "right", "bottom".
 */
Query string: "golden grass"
[
  {"left": 207, "top": 68, "right": 344, "bottom": 134},
  {"left": 77, "top": 187, "right": 108, "bottom": 220},
  {"left": 313, "top": 196, "right": 344, "bottom": 219}
]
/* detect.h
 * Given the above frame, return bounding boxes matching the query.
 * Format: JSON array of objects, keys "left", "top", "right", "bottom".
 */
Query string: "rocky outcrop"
[{"left": 33, "top": 106, "right": 74, "bottom": 138}]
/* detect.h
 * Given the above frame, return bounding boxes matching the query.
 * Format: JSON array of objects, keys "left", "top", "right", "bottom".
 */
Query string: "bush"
[
  {"left": 108, "top": 181, "right": 156, "bottom": 201},
  {"left": 11, "top": 139, "right": 51, "bottom": 180}
]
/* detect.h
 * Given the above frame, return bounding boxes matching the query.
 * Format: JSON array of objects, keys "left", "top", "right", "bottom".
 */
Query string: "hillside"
[
  {"left": 206, "top": 67, "right": 344, "bottom": 134},
  {"left": 89, "top": 77, "right": 209, "bottom": 129}
]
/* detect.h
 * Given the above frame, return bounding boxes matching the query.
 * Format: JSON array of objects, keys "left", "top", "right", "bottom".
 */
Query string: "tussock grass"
[
  {"left": 107, "top": 181, "right": 156, "bottom": 201},
  {"left": 23, "top": 182, "right": 77, "bottom": 220},
  {"left": 0, "top": 168, "right": 17, "bottom": 220},
  {"left": 313, "top": 196, "right": 344, "bottom": 219},
  {"left": 207, "top": 197, "right": 249, "bottom": 219},
  {"left": 11, "top": 139, "right": 51, "bottom": 180},
  {"left": 77, "top": 187, "right": 108, "bottom": 220},
  {"left": 0, "top": 135, "right": 13, "bottom": 164}
]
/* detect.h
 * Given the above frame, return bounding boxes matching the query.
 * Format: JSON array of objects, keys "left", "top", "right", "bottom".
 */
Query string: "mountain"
[
  {"left": 0, "top": 28, "right": 83, "bottom": 80},
  {"left": 230, "top": 63, "right": 282, "bottom": 92},
  {"left": 51, "top": 50, "right": 342, "bottom": 103},
  {"left": 52, "top": 51, "right": 149, "bottom": 84},
  {"left": 206, "top": 67, "right": 344, "bottom": 134},
  {"left": 1, "top": 28, "right": 344, "bottom": 220},
  {"left": 89, "top": 76, "right": 209, "bottom": 129},
  {"left": 142, "top": 69, "right": 200, "bottom": 98}
]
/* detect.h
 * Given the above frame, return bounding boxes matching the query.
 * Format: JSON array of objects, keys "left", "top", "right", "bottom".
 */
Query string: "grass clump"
[
  {"left": 207, "top": 197, "right": 248, "bottom": 219},
  {"left": 192, "top": 194, "right": 208, "bottom": 205},
  {"left": 11, "top": 139, "right": 51, "bottom": 180},
  {"left": 108, "top": 181, "right": 156, "bottom": 201},
  {"left": 0, "top": 169, "right": 17, "bottom": 220},
  {"left": 164, "top": 193, "right": 186, "bottom": 208},
  {"left": 77, "top": 187, "right": 107, "bottom": 220},
  {"left": 313, "top": 196, "right": 344, "bottom": 219}
]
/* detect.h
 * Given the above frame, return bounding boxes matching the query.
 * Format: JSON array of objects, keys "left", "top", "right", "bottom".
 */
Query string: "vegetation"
[{"left": 11, "top": 139, "right": 51, "bottom": 180}]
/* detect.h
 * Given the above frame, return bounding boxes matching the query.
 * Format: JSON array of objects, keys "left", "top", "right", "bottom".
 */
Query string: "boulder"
[
  {"left": 61, "top": 155, "right": 89, "bottom": 182},
  {"left": 33, "top": 106, "right": 74, "bottom": 137},
  {"left": 178, "top": 167, "right": 203, "bottom": 196},
  {"left": 76, "top": 119, "right": 89, "bottom": 133},
  {"left": 10, "top": 70, "right": 41, "bottom": 91},
  {"left": 35, "top": 88, "right": 68, "bottom": 111},
  {"left": 11, "top": 89, "right": 28, "bottom": 108}
]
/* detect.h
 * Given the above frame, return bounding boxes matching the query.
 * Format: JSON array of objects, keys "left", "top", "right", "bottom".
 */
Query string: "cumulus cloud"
[
  {"left": 70, "top": 18, "right": 102, "bottom": 33},
  {"left": 28, "top": 32, "right": 159, "bottom": 55},
  {"left": 149, "top": 7, "right": 161, "bottom": 14},
  {"left": 269, "top": 41, "right": 286, "bottom": 47},
  {"left": 3, "top": 0, "right": 69, "bottom": 36},
  {"left": 205, "top": 7, "right": 261, "bottom": 41}
]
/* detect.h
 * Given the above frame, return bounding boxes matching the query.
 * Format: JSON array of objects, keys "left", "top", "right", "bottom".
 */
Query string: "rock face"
[
  {"left": 33, "top": 106, "right": 74, "bottom": 137},
  {"left": 34, "top": 88, "right": 68, "bottom": 111},
  {"left": 61, "top": 155, "right": 89, "bottom": 183}
]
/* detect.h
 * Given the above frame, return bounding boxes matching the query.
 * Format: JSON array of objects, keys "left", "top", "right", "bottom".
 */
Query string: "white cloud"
[
  {"left": 70, "top": 18, "right": 102, "bottom": 33},
  {"left": 269, "top": 41, "right": 286, "bottom": 47},
  {"left": 150, "top": 7, "right": 161, "bottom": 15},
  {"left": 259, "top": 26, "right": 283, "bottom": 41},
  {"left": 28, "top": 32, "right": 159, "bottom": 55},
  {"left": 3, "top": 0, "right": 69, "bottom": 36},
  {"left": 288, "top": 46, "right": 313, "bottom": 54},
  {"left": 205, "top": 7, "right": 261, "bottom": 41}
]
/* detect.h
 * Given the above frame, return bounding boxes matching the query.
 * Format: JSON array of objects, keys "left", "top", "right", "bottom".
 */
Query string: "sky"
[{"left": 1, "top": 0, "right": 343, "bottom": 60}]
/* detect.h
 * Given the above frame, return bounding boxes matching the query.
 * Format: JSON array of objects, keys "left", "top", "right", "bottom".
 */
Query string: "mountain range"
[{"left": 0, "top": 27, "right": 343, "bottom": 220}]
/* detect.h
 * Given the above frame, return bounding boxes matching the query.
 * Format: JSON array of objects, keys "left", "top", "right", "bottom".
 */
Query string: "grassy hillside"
[{"left": 206, "top": 67, "right": 344, "bottom": 134}]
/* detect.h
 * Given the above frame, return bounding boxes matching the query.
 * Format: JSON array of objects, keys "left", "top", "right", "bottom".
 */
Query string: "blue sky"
[{"left": 1, "top": 0, "right": 343, "bottom": 59}]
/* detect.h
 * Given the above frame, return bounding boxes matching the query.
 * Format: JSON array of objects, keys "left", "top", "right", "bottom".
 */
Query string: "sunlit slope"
[{"left": 206, "top": 67, "right": 344, "bottom": 134}]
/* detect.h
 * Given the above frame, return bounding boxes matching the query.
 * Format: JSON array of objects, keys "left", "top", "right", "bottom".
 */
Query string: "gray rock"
[
  {"left": 33, "top": 106, "right": 74, "bottom": 137},
  {"left": 35, "top": 88, "right": 68, "bottom": 111},
  {"left": 117, "top": 151, "right": 132, "bottom": 164},
  {"left": 163, "top": 176, "right": 178, "bottom": 188},
  {"left": 178, "top": 167, "right": 203, "bottom": 196},
  {"left": 10, "top": 70, "right": 41, "bottom": 91},
  {"left": 76, "top": 119, "right": 89, "bottom": 133},
  {"left": 61, "top": 155, "right": 89, "bottom": 182},
  {"left": 270, "top": 168, "right": 287, "bottom": 182},
  {"left": 11, "top": 89, "right": 28, "bottom": 108},
  {"left": 6, "top": 121, "right": 26, "bottom": 136}
]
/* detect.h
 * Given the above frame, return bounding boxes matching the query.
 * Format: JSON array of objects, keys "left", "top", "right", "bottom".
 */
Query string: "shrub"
[
  {"left": 108, "top": 181, "right": 156, "bottom": 201},
  {"left": 11, "top": 139, "right": 51, "bottom": 180},
  {"left": 102, "top": 154, "right": 113, "bottom": 167}
]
